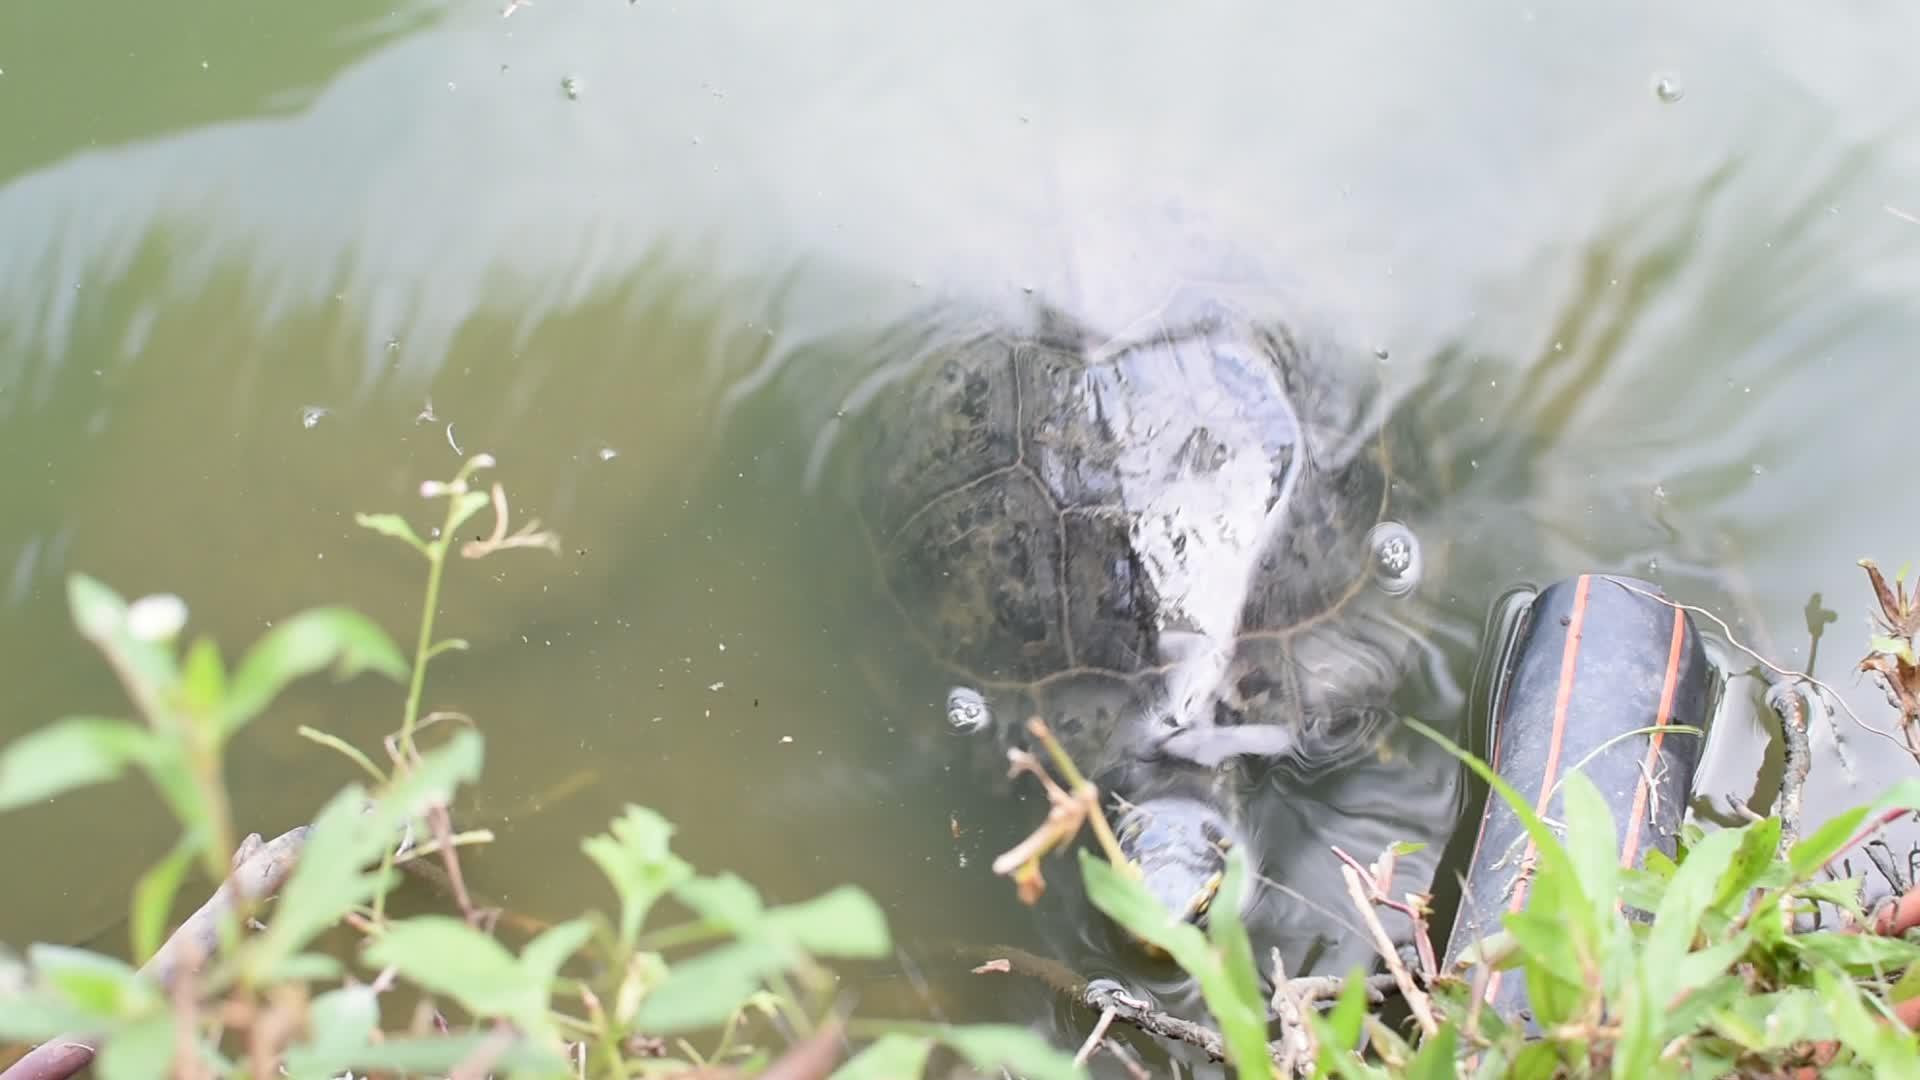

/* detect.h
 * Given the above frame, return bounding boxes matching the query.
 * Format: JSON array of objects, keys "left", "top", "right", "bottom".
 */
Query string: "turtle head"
[{"left": 1111, "top": 796, "right": 1243, "bottom": 947}]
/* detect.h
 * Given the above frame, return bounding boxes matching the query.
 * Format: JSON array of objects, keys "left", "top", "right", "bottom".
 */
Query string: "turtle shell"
[{"left": 854, "top": 300, "right": 1436, "bottom": 774}]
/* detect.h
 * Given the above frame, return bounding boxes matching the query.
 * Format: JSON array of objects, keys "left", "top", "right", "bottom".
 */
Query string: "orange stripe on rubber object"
[
  {"left": 1619, "top": 605, "right": 1686, "bottom": 871},
  {"left": 1482, "top": 573, "right": 1590, "bottom": 1007}
]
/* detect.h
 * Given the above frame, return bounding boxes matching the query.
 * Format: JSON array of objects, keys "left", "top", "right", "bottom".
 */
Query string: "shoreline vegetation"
[{"left": 2, "top": 459, "right": 1919, "bottom": 1079}]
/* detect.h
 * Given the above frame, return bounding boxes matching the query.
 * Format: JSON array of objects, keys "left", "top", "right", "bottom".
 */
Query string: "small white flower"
[{"left": 126, "top": 594, "right": 188, "bottom": 642}]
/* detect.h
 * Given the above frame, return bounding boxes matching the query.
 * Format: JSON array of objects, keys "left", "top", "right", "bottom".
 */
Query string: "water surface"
[{"left": 4, "top": 1, "right": 1920, "bottom": 1070}]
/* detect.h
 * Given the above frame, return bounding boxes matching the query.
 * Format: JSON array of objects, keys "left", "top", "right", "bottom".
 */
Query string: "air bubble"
[
  {"left": 1364, "top": 521, "right": 1423, "bottom": 597},
  {"left": 945, "top": 686, "right": 991, "bottom": 734}
]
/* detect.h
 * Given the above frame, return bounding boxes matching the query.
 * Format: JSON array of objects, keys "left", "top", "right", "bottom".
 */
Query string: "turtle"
[{"left": 835, "top": 275, "right": 1450, "bottom": 943}]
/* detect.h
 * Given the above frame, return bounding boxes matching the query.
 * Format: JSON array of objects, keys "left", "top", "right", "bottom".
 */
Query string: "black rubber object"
[{"left": 1442, "top": 574, "right": 1715, "bottom": 1025}]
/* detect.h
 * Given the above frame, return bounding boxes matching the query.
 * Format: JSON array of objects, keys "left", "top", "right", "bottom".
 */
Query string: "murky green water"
[{"left": 4, "top": 0, "right": 1920, "bottom": 1069}]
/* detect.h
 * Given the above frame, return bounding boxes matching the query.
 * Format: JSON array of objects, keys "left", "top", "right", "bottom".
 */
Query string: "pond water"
[{"left": 3, "top": 0, "right": 1920, "bottom": 1071}]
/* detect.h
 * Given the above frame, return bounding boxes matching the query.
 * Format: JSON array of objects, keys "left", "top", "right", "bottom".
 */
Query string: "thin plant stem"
[{"left": 400, "top": 524, "right": 453, "bottom": 762}]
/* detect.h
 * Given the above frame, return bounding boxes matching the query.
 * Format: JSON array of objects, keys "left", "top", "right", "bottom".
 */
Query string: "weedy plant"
[
  {"left": 996, "top": 708, "right": 1920, "bottom": 1077},
  {"left": 0, "top": 455, "right": 1081, "bottom": 1080},
  {"left": 6, "top": 453, "right": 1920, "bottom": 1079}
]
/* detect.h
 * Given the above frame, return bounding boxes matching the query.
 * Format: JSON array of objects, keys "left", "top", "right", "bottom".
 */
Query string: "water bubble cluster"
[
  {"left": 1365, "top": 521, "right": 1423, "bottom": 597},
  {"left": 945, "top": 686, "right": 991, "bottom": 734}
]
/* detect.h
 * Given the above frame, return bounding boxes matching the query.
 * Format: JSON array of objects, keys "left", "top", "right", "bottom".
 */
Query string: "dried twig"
[
  {"left": 1083, "top": 980, "right": 1232, "bottom": 1064},
  {"left": 1865, "top": 840, "right": 1910, "bottom": 896},
  {"left": 944, "top": 941, "right": 1390, "bottom": 1067},
  {"left": 461, "top": 483, "right": 561, "bottom": 560},
  {"left": 1599, "top": 575, "right": 1908, "bottom": 751},
  {"left": 1339, "top": 863, "right": 1438, "bottom": 1038},
  {"left": 1267, "top": 948, "right": 1316, "bottom": 1077},
  {"left": 1073, "top": 1007, "right": 1118, "bottom": 1067},
  {"left": 0, "top": 827, "right": 311, "bottom": 1080},
  {"left": 1331, "top": 846, "right": 1438, "bottom": 984},
  {"left": 1771, "top": 683, "right": 1812, "bottom": 850}
]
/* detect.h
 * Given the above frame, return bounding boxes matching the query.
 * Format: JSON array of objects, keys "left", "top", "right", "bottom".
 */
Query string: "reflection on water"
[{"left": 4, "top": 0, "right": 1920, "bottom": 1068}]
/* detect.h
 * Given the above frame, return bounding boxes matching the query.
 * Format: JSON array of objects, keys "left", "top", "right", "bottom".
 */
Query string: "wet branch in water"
[{"left": 0, "top": 827, "right": 311, "bottom": 1080}]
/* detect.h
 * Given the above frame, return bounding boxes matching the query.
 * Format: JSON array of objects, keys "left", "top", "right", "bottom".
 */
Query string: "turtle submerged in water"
[{"left": 836, "top": 274, "right": 1449, "bottom": 942}]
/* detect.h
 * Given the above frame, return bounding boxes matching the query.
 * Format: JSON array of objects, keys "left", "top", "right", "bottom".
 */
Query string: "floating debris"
[
  {"left": 300, "top": 405, "right": 330, "bottom": 429},
  {"left": 598, "top": 446, "right": 618, "bottom": 462},
  {"left": 561, "top": 76, "right": 581, "bottom": 100},
  {"left": 1653, "top": 75, "right": 1684, "bottom": 103}
]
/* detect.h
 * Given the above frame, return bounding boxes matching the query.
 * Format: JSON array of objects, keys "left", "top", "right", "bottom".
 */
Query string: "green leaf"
[
  {"left": 1202, "top": 848, "right": 1272, "bottom": 1073},
  {"left": 129, "top": 833, "right": 199, "bottom": 964},
  {"left": 364, "top": 915, "right": 555, "bottom": 1037},
  {"left": 353, "top": 512, "right": 430, "bottom": 556},
  {"left": 1514, "top": 840, "right": 1588, "bottom": 1028},
  {"left": 1390, "top": 840, "right": 1428, "bottom": 856},
  {"left": 67, "top": 575, "right": 179, "bottom": 705},
  {"left": 1503, "top": 907, "right": 1586, "bottom": 989},
  {"left": 1618, "top": 866, "right": 1670, "bottom": 914},
  {"left": 179, "top": 636, "right": 226, "bottom": 715},
  {"left": 674, "top": 872, "right": 766, "bottom": 933},
  {"left": 295, "top": 725, "right": 388, "bottom": 785},
  {"left": 248, "top": 731, "right": 484, "bottom": 976},
  {"left": 1870, "top": 634, "right": 1916, "bottom": 664},
  {"left": 1790, "top": 928, "right": 1920, "bottom": 974},
  {"left": 223, "top": 607, "right": 408, "bottom": 735},
  {"left": 1308, "top": 967, "right": 1377, "bottom": 1078},
  {"left": 1670, "top": 928, "right": 1754, "bottom": 1006},
  {"left": 582, "top": 805, "right": 693, "bottom": 946},
  {"left": 1561, "top": 770, "right": 1620, "bottom": 934},
  {"left": 941, "top": 1025, "right": 1083, "bottom": 1080},
  {"left": 520, "top": 918, "right": 593, "bottom": 988},
  {"left": 0, "top": 717, "right": 157, "bottom": 811},
  {"left": 1711, "top": 816, "right": 1782, "bottom": 918},
  {"left": 632, "top": 938, "right": 800, "bottom": 1034},
  {"left": 1403, "top": 1022, "right": 1458, "bottom": 1080},
  {"left": 1890, "top": 959, "right": 1920, "bottom": 1003},
  {"left": 1789, "top": 806, "right": 1871, "bottom": 878},
  {"left": 284, "top": 986, "right": 378, "bottom": 1080},
  {"left": 1794, "top": 875, "right": 1867, "bottom": 908},
  {"left": 831, "top": 1035, "right": 933, "bottom": 1080},
  {"left": 94, "top": 1014, "right": 174, "bottom": 1080},
  {"left": 1646, "top": 824, "right": 1744, "bottom": 975},
  {"left": 324, "top": 1033, "right": 565, "bottom": 1075},
  {"left": 765, "top": 885, "right": 891, "bottom": 959},
  {"left": 0, "top": 989, "right": 103, "bottom": 1039},
  {"left": 1078, "top": 851, "right": 1209, "bottom": 970},
  {"left": 1787, "top": 780, "right": 1920, "bottom": 882},
  {"left": 1077, "top": 849, "right": 1267, "bottom": 1078},
  {"left": 1815, "top": 966, "right": 1919, "bottom": 1071},
  {"left": 446, "top": 490, "right": 493, "bottom": 536},
  {"left": 27, "top": 945, "right": 161, "bottom": 1021},
  {"left": 1509, "top": 1041, "right": 1564, "bottom": 1080},
  {"left": 1705, "top": 987, "right": 1833, "bottom": 1053},
  {"left": 1402, "top": 717, "right": 1594, "bottom": 946},
  {"left": 1610, "top": 966, "right": 1658, "bottom": 1080}
]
